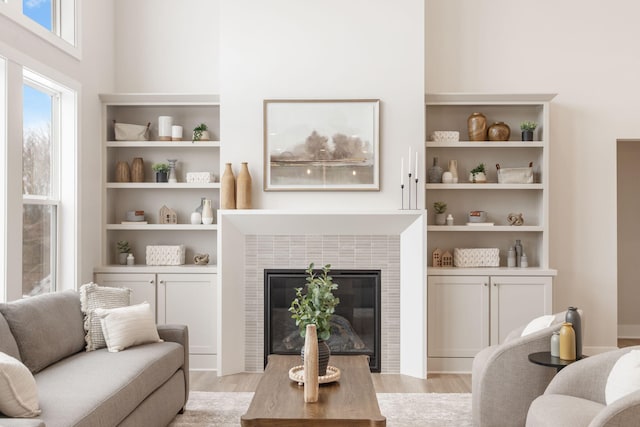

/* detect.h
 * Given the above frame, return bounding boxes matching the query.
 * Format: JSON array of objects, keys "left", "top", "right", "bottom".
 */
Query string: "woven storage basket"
[
  {"left": 454, "top": 248, "right": 499, "bottom": 267},
  {"left": 146, "top": 245, "right": 186, "bottom": 266}
]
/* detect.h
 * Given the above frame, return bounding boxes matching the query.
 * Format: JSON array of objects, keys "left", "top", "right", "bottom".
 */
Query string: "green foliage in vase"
[
  {"left": 433, "top": 201, "right": 447, "bottom": 214},
  {"left": 192, "top": 123, "right": 208, "bottom": 142},
  {"left": 470, "top": 163, "right": 486, "bottom": 175},
  {"left": 151, "top": 162, "right": 170, "bottom": 173},
  {"left": 116, "top": 240, "right": 130, "bottom": 254},
  {"left": 520, "top": 121, "right": 538, "bottom": 131},
  {"left": 289, "top": 263, "right": 340, "bottom": 341}
]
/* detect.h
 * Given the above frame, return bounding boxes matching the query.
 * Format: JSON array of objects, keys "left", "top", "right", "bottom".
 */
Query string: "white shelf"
[
  {"left": 94, "top": 264, "right": 218, "bottom": 274},
  {"left": 107, "top": 224, "right": 218, "bottom": 231},
  {"left": 427, "top": 225, "right": 542, "bottom": 232},
  {"left": 425, "top": 183, "right": 543, "bottom": 190},
  {"left": 425, "top": 141, "right": 544, "bottom": 148},
  {"left": 427, "top": 266, "right": 557, "bottom": 276},
  {"left": 99, "top": 93, "right": 220, "bottom": 105},
  {"left": 425, "top": 93, "right": 557, "bottom": 104},
  {"left": 106, "top": 182, "right": 220, "bottom": 189},
  {"left": 106, "top": 141, "right": 220, "bottom": 148}
]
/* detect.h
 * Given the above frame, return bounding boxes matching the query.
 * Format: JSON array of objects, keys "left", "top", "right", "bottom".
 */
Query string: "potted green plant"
[
  {"left": 520, "top": 121, "right": 537, "bottom": 141},
  {"left": 289, "top": 263, "right": 340, "bottom": 375},
  {"left": 116, "top": 240, "right": 130, "bottom": 265},
  {"left": 152, "top": 163, "right": 170, "bottom": 182},
  {"left": 469, "top": 163, "right": 487, "bottom": 183},
  {"left": 192, "top": 123, "right": 210, "bottom": 142},
  {"left": 433, "top": 201, "right": 448, "bottom": 225}
]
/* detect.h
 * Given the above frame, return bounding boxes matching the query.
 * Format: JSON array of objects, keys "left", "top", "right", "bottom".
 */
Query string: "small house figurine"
[
  {"left": 432, "top": 248, "right": 442, "bottom": 267},
  {"left": 442, "top": 250, "right": 453, "bottom": 267},
  {"left": 159, "top": 205, "right": 177, "bottom": 224}
]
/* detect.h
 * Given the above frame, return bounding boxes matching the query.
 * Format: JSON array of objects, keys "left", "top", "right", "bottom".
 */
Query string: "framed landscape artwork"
[{"left": 263, "top": 99, "right": 380, "bottom": 191}]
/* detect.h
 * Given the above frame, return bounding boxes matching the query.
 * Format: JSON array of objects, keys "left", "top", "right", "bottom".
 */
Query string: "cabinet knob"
[
  {"left": 493, "top": 283, "right": 497, "bottom": 287},
  {"left": 484, "top": 283, "right": 488, "bottom": 287},
  {"left": 149, "top": 280, "right": 154, "bottom": 285},
  {"left": 159, "top": 280, "right": 165, "bottom": 285}
]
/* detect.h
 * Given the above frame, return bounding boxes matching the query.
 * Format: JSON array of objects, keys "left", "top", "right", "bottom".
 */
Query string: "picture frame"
[{"left": 263, "top": 99, "right": 380, "bottom": 191}]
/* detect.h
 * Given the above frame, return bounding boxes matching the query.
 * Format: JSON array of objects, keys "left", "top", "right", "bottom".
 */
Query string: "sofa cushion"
[
  {"left": 79, "top": 283, "right": 131, "bottom": 351},
  {"left": 0, "top": 313, "right": 20, "bottom": 361},
  {"left": 0, "top": 291, "right": 85, "bottom": 373},
  {"left": 95, "top": 302, "right": 161, "bottom": 352},
  {"left": 521, "top": 315, "right": 555, "bottom": 337},
  {"left": 33, "top": 341, "right": 183, "bottom": 427},
  {"left": 0, "top": 352, "right": 41, "bottom": 417},
  {"left": 527, "top": 394, "right": 604, "bottom": 427}
]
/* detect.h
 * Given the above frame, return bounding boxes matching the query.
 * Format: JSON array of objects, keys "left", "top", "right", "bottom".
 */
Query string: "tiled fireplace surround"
[
  {"left": 218, "top": 211, "right": 426, "bottom": 377},
  {"left": 244, "top": 234, "right": 401, "bottom": 372}
]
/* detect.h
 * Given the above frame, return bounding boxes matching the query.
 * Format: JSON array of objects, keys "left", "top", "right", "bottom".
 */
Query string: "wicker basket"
[
  {"left": 454, "top": 248, "right": 499, "bottom": 267},
  {"left": 146, "top": 245, "right": 186, "bottom": 266}
]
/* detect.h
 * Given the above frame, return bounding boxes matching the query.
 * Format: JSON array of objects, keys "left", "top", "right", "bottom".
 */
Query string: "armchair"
[
  {"left": 472, "top": 311, "right": 568, "bottom": 427},
  {"left": 526, "top": 346, "right": 640, "bottom": 427}
]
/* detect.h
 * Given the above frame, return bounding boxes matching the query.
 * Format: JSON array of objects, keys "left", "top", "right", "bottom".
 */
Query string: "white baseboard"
[
  {"left": 583, "top": 346, "right": 619, "bottom": 356},
  {"left": 618, "top": 324, "right": 640, "bottom": 338}
]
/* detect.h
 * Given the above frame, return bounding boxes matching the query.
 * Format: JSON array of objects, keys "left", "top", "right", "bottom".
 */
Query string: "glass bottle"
[
  {"left": 167, "top": 159, "right": 178, "bottom": 183},
  {"left": 515, "top": 239, "right": 523, "bottom": 267},
  {"left": 507, "top": 247, "right": 516, "bottom": 268}
]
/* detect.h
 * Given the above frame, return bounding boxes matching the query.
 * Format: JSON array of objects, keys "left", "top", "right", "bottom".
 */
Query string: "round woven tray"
[{"left": 288, "top": 365, "right": 341, "bottom": 385}]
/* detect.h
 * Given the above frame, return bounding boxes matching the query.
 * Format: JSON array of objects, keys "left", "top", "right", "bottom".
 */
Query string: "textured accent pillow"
[
  {"left": 79, "top": 283, "right": 132, "bottom": 351},
  {"left": 95, "top": 302, "right": 162, "bottom": 352},
  {"left": 521, "top": 314, "right": 555, "bottom": 336},
  {"left": 0, "top": 351, "right": 41, "bottom": 417},
  {"left": 605, "top": 350, "right": 640, "bottom": 405}
]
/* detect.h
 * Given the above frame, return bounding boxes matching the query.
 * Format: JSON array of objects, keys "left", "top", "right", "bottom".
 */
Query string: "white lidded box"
[
  {"left": 454, "top": 248, "right": 500, "bottom": 267},
  {"left": 186, "top": 172, "right": 215, "bottom": 184},
  {"left": 146, "top": 245, "right": 186, "bottom": 266},
  {"left": 430, "top": 131, "right": 460, "bottom": 142}
]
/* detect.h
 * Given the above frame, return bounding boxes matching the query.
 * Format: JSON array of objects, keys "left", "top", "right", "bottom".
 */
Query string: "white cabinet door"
[
  {"left": 157, "top": 273, "right": 217, "bottom": 355},
  {"left": 490, "top": 276, "right": 553, "bottom": 345},
  {"left": 427, "top": 275, "right": 490, "bottom": 357},
  {"left": 94, "top": 273, "right": 157, "bottom": 320}
]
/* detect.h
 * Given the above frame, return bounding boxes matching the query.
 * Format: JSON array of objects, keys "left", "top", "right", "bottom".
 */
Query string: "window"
[
  {"left": 22, "top": 77, "right": 59, "bottom": 296},
  {"left": 22, "top": 0, "right": 53, "bottom": 31}
]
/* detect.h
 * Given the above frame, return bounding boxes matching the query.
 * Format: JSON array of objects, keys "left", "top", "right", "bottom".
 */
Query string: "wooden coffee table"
[{"left": 241, "top": 354, "right": 386, "bottom": 426}]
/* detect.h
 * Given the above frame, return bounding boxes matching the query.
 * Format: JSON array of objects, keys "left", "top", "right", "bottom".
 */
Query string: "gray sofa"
[{"left": 0, "top": 290, "right": 189, "bottom": 427}]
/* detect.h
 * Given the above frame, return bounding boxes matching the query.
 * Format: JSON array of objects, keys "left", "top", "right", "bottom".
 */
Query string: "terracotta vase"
[
  {"left": 115, "top": 161, "right": 130, "bottom": 182},
  {"left": 467, "top": 112, "right": 487, "bottom": 141},
  {"left": 221, "top": 163, "right": 236, "bottom": 209},
  {"left": 559, "top": 322, "right": 576, "bottom": 361},
  {"left": 131, "top": 157, "right": 144, "bottom": 182},
  {"left": 236, "top": 162, "right": 252, "bottom": 209},
  {"left": 488, "top": 122, "right": 511, "bottom": 141}
]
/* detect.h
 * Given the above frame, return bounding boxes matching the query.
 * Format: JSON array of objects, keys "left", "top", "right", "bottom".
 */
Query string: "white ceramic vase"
[{"left": 201, "top": 199, "right": 214, "bottom": 225}]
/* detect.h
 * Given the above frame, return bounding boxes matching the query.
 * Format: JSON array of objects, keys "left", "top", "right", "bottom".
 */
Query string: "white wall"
[
  {"left": 426, "top": 0, "right": 640, "bottom": 350},
  {"left": 114, "top": 0, "right": 220, "bottom": 93},
  {"left": 220, "top": 0, "right": 425, "bottom": 210},
  {"left": 0, "top": 2, "right": 115, "bottom": 291}
]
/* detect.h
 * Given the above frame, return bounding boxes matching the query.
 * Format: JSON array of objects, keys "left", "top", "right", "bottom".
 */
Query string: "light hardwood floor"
[{"left": 191, "top": 339, "right": 640, "bottom": 393}]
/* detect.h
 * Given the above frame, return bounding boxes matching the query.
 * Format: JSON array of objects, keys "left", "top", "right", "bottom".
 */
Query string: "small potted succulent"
[
  {"left": 152, "top": 162, "right": 170, "bottom": 182},
  {"left": 433, "top": 201, "right": 448, "bottom": 225},
  {"left": 520, "top": 121, "right": 537, "bottom": 141},
  {"left": 116, "top": 240, "right": 131, "bottom": 265},
  {"left": 469, "top": 163, "right": 487, "bottom": 183},
  {"left": 192, "top": 123, "right": 210, "bottom": 142},
  {"left": 289, "top": 263, "right": 340, "bottom": 375}
]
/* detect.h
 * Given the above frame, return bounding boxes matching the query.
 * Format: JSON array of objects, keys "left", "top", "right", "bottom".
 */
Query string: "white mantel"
[{"left": 217, "top": 209, "right": 428, "bottom": 378}]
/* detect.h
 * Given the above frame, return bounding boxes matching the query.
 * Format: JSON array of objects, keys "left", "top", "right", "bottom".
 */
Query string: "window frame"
[{"left": 22, "top": 75, "right": 60, "bottom": 295}]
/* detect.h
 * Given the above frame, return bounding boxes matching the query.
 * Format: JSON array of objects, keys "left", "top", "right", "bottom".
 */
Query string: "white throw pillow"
[
  {"left": 0, "top": 351, "right": 41, "bottom": 417},
  {"left": 80, "top": 282, "right": 132, "bottom": 351},
  {"left": 521, "top": 314, "right": 555, "bottom": 336},
  {"left": 95, "top": 302, "right": 162, "bottom": 352},
  {"left": 605, "top": 350, "right": 640, "bottom": 405}
]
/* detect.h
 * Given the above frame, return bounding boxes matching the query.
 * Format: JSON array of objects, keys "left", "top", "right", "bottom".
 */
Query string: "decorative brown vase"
[
  {"left": 303, "top": 324, "right": 319, "bottom": 403},
  {"left": 301, "top": 337, "right": 331, "bottom": 377},
  {"left": 131, "top": 157, "right": 144, "bottom": 182},
  {"left": 467, "top": 112, "right": 487, "bottom": 141},
  {"left": 115, "top": 161, "right": 130, "bottom": 182},
  {"left": 488, "top": 122, "right": 511, "bottom": 141},
  {"left": 236, "top": 162, "right": 252, "bottom": 209},
  {"left": 221, "top": 163, "right": 236, "bottom": 209}
]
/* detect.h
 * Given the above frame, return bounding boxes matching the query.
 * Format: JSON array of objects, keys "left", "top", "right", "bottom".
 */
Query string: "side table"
[{"left": 528, "top": 351, "right": 586, "bottom": 372}]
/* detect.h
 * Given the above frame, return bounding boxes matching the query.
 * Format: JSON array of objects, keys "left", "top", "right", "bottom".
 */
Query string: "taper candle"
[
  {"left": 415, "top": 151, "right": 418, "bottom": 177},
  {"left": 400, "top": 158, "right": 404, "bottom": 185}
]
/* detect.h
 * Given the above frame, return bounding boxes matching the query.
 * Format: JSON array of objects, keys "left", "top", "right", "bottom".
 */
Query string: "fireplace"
[{"left": 264, "top": 268, "right": 381, "bottom": 372}]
